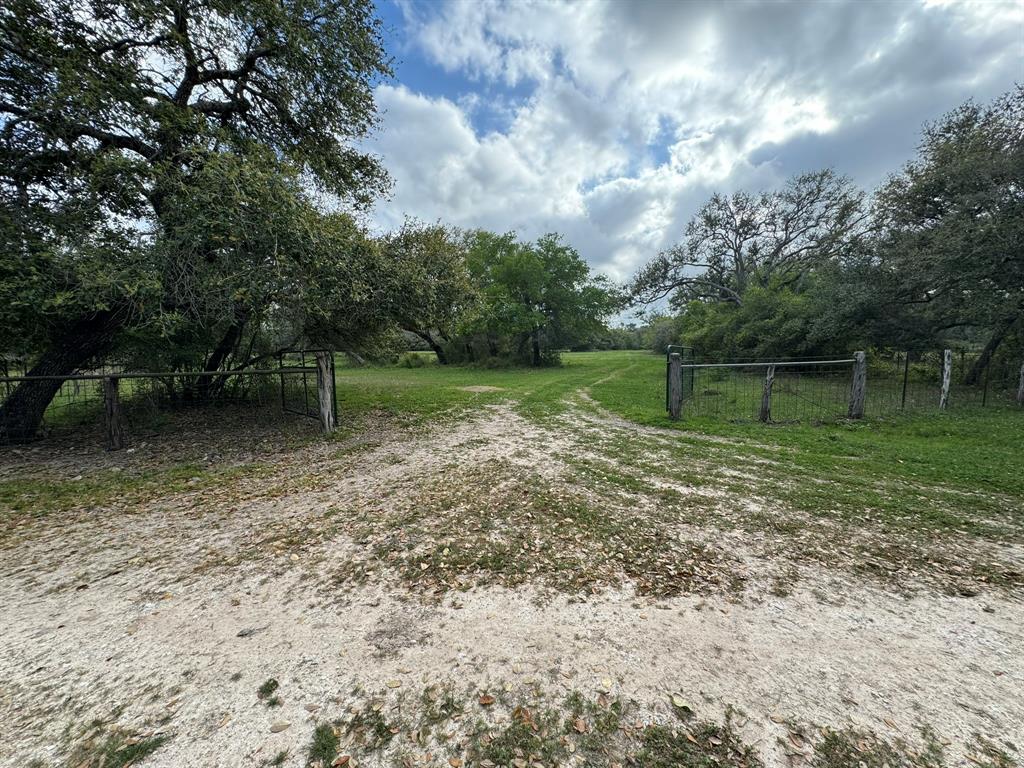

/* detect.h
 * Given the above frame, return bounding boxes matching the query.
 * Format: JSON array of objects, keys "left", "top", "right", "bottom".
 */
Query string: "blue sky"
[{"left": 364, "top": 0, "right": 1023, "bottom": 284}]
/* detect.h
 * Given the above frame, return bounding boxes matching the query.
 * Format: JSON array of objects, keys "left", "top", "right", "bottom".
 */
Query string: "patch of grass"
[
  {"left": 257, "top": 677, "right": 280, "bottom": 706},
  {"left": 0, "top": 461, "right": 263, "bottom": 521},
  {"left": 638, "top": 719, "right": 761, "bottom": 768},
  {"left": 969, "top": 735, "right": 1019, "bottom": 768},
  {"left": 64, "top": 729, "right": 169, "bottom": 768},
  {"left": 419, "top": 685, "right": 464, "bottom": 728},
  {"left": 345, "top": 705, "right": 397, "bottom": 750},
  {"left": 307, "top": 723, "right": 340, "bottom": 767},
  {"left": 564, "top": 691, "right": 628, "bottom": 758},
  {"left": 330, "top": 459, "right": 739, "bottom": 599},
  {"left": 262, "top": 749, "right": 289, "bottom": 767},
  {"left": 468, "top": 704, "right": 566, "bottom": 767},
  {"left": 811, "top": 727, "right": 945, "bottom": 768}
]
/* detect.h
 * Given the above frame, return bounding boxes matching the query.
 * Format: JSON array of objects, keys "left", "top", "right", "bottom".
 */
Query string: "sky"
[{"left": 364, "top": 0, "right": 1023, "bottom": 284}]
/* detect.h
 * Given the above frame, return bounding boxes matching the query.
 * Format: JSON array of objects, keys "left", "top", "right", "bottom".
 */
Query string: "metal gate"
[{"left": 278, "top": 349, "right": 336, "bottom": 425}]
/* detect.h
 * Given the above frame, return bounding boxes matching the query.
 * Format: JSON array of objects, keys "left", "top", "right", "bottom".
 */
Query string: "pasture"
[{"left": 1, "top": 351, "right": 1022, "bottom": 768}]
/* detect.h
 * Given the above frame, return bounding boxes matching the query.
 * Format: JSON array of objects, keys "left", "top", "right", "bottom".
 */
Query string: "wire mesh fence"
[
  {"left": 0, "top": 351, "right": 335, "bottom": 446},
  {"left": 668, "top": 349, "right": 1023, "bottom": 424},
  {"left": 679, "top": 357, "right": 856, "bottom": 423}
]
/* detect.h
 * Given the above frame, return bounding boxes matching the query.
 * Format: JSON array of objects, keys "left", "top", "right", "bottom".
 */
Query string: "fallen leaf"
[{"left": 479, "top": 694, "right": 496, "bottom": 706}]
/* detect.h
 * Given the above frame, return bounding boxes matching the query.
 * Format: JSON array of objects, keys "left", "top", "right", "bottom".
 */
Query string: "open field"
[{"left": 1, "top": 351, "right": 1022, "bottom": 768}]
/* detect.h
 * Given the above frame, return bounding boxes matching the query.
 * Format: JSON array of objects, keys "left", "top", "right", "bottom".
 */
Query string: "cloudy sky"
[{"left": 366, "top": 0, "right": 1022, "bottom": 282}]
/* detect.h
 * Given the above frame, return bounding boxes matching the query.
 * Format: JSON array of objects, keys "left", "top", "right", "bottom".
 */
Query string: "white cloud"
[{"left": 371, "top": 0, "right": 1023, "bottom": 282}]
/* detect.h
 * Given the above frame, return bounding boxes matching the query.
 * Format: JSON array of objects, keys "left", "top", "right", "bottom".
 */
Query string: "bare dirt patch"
[
  {"left": 1, "top": 403, "right": 1022, "bottom": 767},
  {"left": 459, "top": 385, "right": 505, "bottom": 393}
]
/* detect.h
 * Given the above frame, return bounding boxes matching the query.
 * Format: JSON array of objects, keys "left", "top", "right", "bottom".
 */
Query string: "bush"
[{"left": 397, "top": 352, "right": 428, "bottom": 368}]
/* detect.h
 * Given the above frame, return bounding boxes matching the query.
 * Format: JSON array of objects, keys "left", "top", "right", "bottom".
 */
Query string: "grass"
[
  {"left": 298, "top": 685, "right": 995, "bottom": 768},
  {"left": 0, "top": 461, "right": 263, "bottom": 520},
  {"left": 257, "top": 678, "right": 283, "bottom": 707},
  {"left": 307, "top": 723, "right": 340, "bottom": 767},
  {"left": 61, "top": 724, "right": 169, "bottom": 768},
  {"left": 331, "top": 350, "right": 1024, "bottom": 505}
]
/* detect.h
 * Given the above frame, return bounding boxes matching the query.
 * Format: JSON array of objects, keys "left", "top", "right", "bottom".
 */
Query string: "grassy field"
[{"left": 332, "top": 350, "right": 1024, "bottom": 505}]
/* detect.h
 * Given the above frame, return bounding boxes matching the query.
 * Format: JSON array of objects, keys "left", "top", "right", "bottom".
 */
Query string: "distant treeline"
[{"left": 628, "top": 88, "right": 1023, "bottom": 383}]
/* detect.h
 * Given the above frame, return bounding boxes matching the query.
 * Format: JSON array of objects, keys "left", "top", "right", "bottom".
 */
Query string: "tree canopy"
[
  {"left": 629, "top": 88, "right": 1023, "bottom": 368},
  {"left": 0, "top": 0, "right": 394, "bottom": 438},
  {"left": 459, "top": 231, "right": 620, "bottom": 366}
]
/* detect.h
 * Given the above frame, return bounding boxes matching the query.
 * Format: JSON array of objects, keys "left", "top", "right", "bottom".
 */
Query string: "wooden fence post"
[
  {"left": 102, "top": 376, "right": 126, "bottom": 451},
  {"left": 848, "top": 351, "right": 866, "bottom": 419},
  {"left": 759, "top": 364, "right": 775, "bottom": 423},
  {"left": 1017, "top": 362, "right": 1024, "bottom": 406},
  {"left": 667, "top": 352, "right": 682, "bottom": 421},
  {"left": 939, "top": 349, "right": 952, "bottom": 410},
  {"left": 314, "top": 351, "right": 336, "bottom": 433}
]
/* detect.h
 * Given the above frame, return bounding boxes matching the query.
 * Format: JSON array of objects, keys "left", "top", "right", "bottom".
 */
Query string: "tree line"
[{"left": 630, "top": 87, "right": 1023, "bottom": 384}]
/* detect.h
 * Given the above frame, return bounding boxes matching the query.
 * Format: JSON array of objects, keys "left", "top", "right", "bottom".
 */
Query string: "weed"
[
  {"left": 307, "top": 723, "right": 340, "bottom": 766},
  {"left": 257, "top": 678, "right": 280, "bottom": 706}
]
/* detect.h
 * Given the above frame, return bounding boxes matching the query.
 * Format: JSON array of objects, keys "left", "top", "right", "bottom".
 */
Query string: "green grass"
[
  {"left": 62, "top": 727, "right": 169, "bottom": 768},
  {"left": 331, "top": 350, "right": 1024, "bottom": 508},
  {"left": 295, "top": 685, "right": 988, "bottom": 768},
  {"left": 0, "top": 462, "right": 265, "bottom": 520},
  {"left": 306, "top": 723, "right": 340, "bottom": 767}
]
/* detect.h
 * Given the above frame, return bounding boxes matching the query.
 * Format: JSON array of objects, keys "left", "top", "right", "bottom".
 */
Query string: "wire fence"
[
  {"left": 669, "top": 349, "right": 1023, "bottom": 424},
  {"left": 679, "top": 357, "right": 856, "bottom": 423},
  {"left": 0, "top": 351, "right": 336, "bottom": 447}
]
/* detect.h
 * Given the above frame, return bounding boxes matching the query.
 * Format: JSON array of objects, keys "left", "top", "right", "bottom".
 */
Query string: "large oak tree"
[{"left": 0, "top": 0, "right": 392, "bottom": 439}]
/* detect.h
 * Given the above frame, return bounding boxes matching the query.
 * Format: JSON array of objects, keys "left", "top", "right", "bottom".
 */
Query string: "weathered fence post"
[
  {"left": 900, "top": 352, "right": 910, "bottom": 410},
  {"left": 939, "top": 349, "right": 952, "bottom": 410},
  {"left": 667, "top": 352, "right": 682, "bottom": 421},
  {"left": 314, "top": 351, "right": 336, "bottom": 433},
  {"left": 759, "top": 364, "right": 775, "bottom": 423},
  {"left": 1017, "top": 362, "right": 1024, "bottom": 406},
  {"left": 102, "top": 376, "right": 126, "bottom": 451},
  {"left": 848, "top": 351, "right": 867, "bottom": 419}
]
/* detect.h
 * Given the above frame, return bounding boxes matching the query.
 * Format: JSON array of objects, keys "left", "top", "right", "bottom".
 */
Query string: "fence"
[
  {"left": 665, "top": 348, "right": 1024, "bottom": 424},
  {"left": 0, "top": 350, "right": 337, "bottom": 449}
]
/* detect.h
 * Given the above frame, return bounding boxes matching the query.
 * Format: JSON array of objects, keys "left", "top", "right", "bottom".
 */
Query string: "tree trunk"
[
  {"left": 965, "top": 313, "right": 1019, "bottom": 385},
  {"left": 412, "top": 330, "right": 448, "bottom": 365},
  {"left": 197, "top": 308, "right": 249, "bottom": 399},
  {"left": 531, "top": 329, "right": 542, "bottom": 367},
  {"left": 0, "top": 312, "right": 120, "bottom": 442}
]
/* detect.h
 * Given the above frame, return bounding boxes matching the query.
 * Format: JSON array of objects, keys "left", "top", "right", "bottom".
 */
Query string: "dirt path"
[{"left": 1, "top": 404, "right": 1022, "bottom": 767}]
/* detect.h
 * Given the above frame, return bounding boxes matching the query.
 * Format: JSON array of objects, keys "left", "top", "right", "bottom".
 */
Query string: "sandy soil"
[{"left": 1, "top": 404, "right": 1021, "bottom": 767}]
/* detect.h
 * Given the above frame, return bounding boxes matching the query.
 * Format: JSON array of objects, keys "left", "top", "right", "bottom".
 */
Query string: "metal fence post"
[
  {"left": 314, "top": 351, "right": 336, "bottom": 433},
  {"left": 667, "top": 352, "right": 682, "bottom": 421},
  {"left": 939, "top": 349, "right": 952, "bottom": 410},
  {"left": 102, "top": 376, "right": 126, "bottom": 451},
  {"left": 1017, "top": 362, "right": 1024, "bottom": 406},
  {"left": 847, "top": 351, "right": 867, "bottom": 419},
  {"left": 759, "top": 364, "right": 775, "bottom": 423}
]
